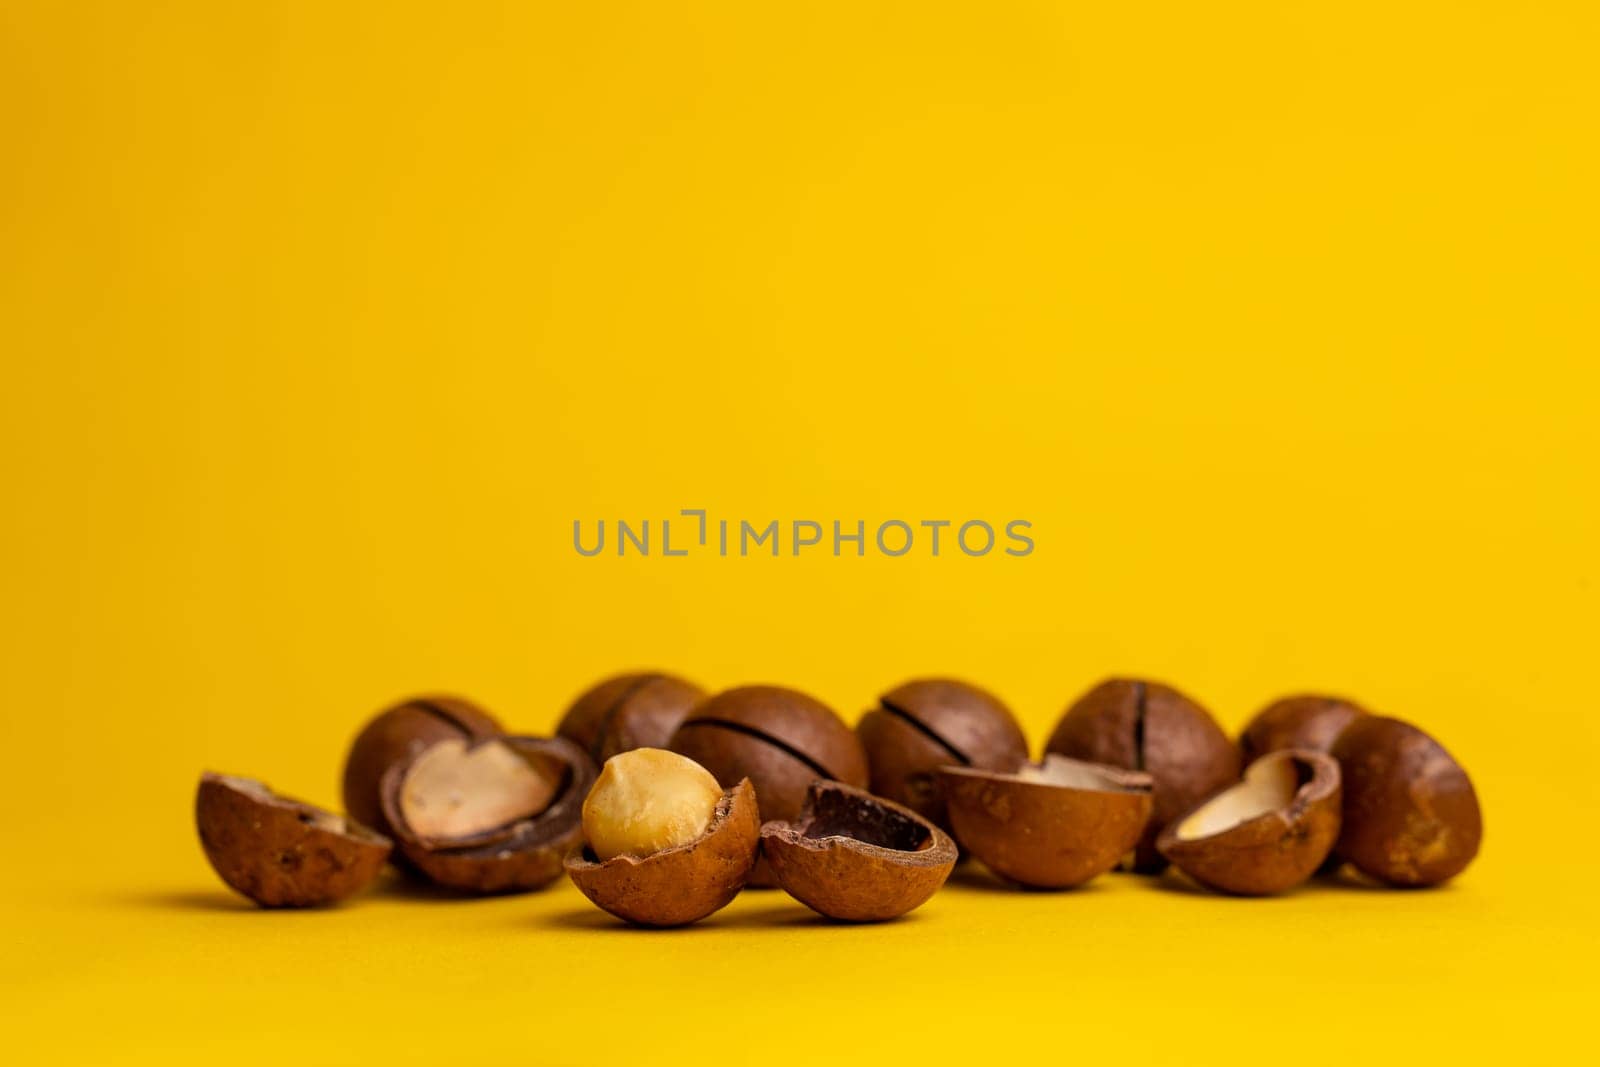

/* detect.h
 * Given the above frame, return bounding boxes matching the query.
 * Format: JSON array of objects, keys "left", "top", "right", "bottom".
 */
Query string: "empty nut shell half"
[
  {"left": 380, "top": 735, "right": 595, "bottom": 894},
  {"left": 557, "top": 671, "right": 706, "bottom": 763},
  {"left": 1331, "top": 716, "right": 1482, "bottom": 887},
  {"left": 196, "top": 772, "right": 391, "bottom": 908},
  {"left": 1240, "top": 694, "right": 1368, "bottom": 763},
  {"left": 857, "top": 678, "right": 1028, "bottom": 832},
  {"left": 938, "top": 755, "right": 1153, "bottom": 889},
  {"left": 1157, "top": 749, "right": 1341, "bottom": 895},
  {"left": 761, "top": 780, "right": 957, "bottom": 922},
  {"left": 566, "top": 778, "right": 761, "bottom": 926},
  {"left": 342, "top": 694, "right": 503, "bottom": 838},
  {"left": 1045, "top": 678, "right": 1240, "bottom": 872}
]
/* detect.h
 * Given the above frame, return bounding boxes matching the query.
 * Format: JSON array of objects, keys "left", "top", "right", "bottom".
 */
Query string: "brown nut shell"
[
  {"left": 342, "top": 695, "right": 502, "bottom": 837},
  {"left": 1331, "top": 716, "right": 1482, "bottom": 887},
  {"left": 1157, "top": 749, "right": 1341, "bottom": 895},
  {"left": 857, "top": 678, "right": 1028, "bottom": 832},
  {"left": 566, "top": 778, "right": 760, "bottom": 926},
  {"left": 196, "top": 773, "right": 391, "bottom": 908},
  {"left": 1045, "top": 678, "right": 1240, "bottom": 872},
  {"left": 761, "top": 780, "right": 957, "bottom": 922},
  {"left": 937, "top": 756, "right": 1153, "bottom": 889},
  {"left": 557, "top": 672, "right": 706, "bottom": 763},
  {"left": 1240, "top": 695, "right": 1369, "bottom": 762},
  {"left": 380, "top": 735, "right": 595, "bottom": 894},
  {"left": 669, "top": 685, "right": 868, "bottom": 886}
]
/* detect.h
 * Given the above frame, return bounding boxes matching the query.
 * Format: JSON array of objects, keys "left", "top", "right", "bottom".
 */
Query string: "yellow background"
[{"left": 3, "top": 2, "right": 1597, "bottom": 1063}]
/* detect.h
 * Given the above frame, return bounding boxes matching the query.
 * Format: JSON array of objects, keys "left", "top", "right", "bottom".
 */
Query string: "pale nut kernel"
[{"left": 582, "top": 748, "right": 723, "bottom": 861}]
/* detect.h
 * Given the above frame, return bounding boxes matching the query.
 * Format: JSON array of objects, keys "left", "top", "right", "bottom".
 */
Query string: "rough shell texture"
[
  {"left": 196, "top": 773, "right": 391, "bottom": 908},
  {"left": 1332, "top": 716, "right": 1482, "bottom": 887},
  {"left": 937, "top": 758, "right": 1153, "bottom": 889},
  {"left": 380, "top": 735, "right": 595, "bottom": 894},
  {"left": 1045, "top": 678, "right": 1240, "bottom": 871},
  {"left": 857, "top": 678, "right": 1028, "bottom": 831},
  {"left": 668, "top": 685, "right": 868, "bottom": 886},
  {"left": 342, "top": 695, "right": 502, "bottom": 837},
  {"left": 566, "top": 778, "right": 760, "bottom": 926},
  {"left": 1157, "top": 750, "right": 1342, "bottom": 895},
  {"left": 557, "top": 672, "right": 706, "bottom": 763},
  {"left": 1240, "top": 695, "right": 1368, "bottom": 762},
  {"left": 761, "top": 780, "right": 956, "bottom": 922}
]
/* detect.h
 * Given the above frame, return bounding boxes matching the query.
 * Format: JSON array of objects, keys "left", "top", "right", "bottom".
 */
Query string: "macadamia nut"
[{"left": 583, "top": 748, "right": 723, "bottom": 861}]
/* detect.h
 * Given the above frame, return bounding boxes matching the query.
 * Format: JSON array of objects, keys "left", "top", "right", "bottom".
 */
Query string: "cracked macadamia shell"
[
  {"left": 669, "top": 685, "right": 868, "bottom": 885},
  {"left": 342, "top": 695, "right": 502, "bottom": 838},
  {"left": 857, "top": 678, "right": 1028, "bottom": 832},
  {"left": 196, "top": 773, "right": 391, "bottom": 908},
  {"left": 566, "top": 778, "right": 761, "bottom": 927},
  {"left": 761, "top": 780, "right": 957, "bottom": 922},
  {"left": 380, "top": 735, "right": 595, "bottom": 894},
  {"left": 1332, "top": 716, "right": 1482, "bottom": 887},
  {"left": 557, "top": 672, "right": 706, "bottom": 763},
  {"left": 938, "top": 755, "right": 1153, "bottom": 889},
  {"left": 1240, "top": 695, "right": 1368, "bottom": 763},
  {"left": 1045, "top": 678, "right": 1239, "bottom": 872},
  {"left": 1157, "top": 749, "right": 1341, "bottom": 895}
]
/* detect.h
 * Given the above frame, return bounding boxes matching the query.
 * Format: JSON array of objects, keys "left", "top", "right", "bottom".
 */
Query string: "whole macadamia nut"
[
  {"left": 1046, "top": 678, "right": 1240, "bottom": 872},
  {"left": 1240, "top": 694, "right": 1368, "bottom": 762},
  {"left": 557, "top": 672, "right": 706, "bottom": 763},
  {"left": 857, "top": 678, "right": 1028, "bottom": 832},
  {"left": 1332, "top": 716, "right": 1482, "bottom": 887}
]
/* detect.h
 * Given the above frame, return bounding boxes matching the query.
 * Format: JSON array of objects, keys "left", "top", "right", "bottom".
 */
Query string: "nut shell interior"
[
  {"left": 1045, "top": 678, "right": 1239, "bottom": 871},
  {"left": 1157, "top": 749, "right": 1342, "bottom": 895},
  {"left": 938, "top": 755, "right": 1153, "bottom": 889},
  {"left": 196, "top": 772, "right": 391, "bottom": 908},
  {"left": 566, "top": 778, "right": 761, "bottom": 927},
  {"left": 341, "top": 695, "right": 502, "bottom": 837},
  {"left": 380, "top": 735, "right": 595, "bottom": 894},
  {"left": 760, "top": 780, "right": 957, "bottom": 922},
  {"left": 1332, "top": 716, "right": 1482, "bottom": 887}
]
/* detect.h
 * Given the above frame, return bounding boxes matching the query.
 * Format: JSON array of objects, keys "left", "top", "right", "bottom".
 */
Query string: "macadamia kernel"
[{"left": 583, "top": 748, "right": 722, "bottom": 861}]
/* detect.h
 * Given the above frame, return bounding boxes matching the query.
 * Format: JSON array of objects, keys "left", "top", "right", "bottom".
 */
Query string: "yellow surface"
[{"left": 3, "top": 2, "right": 1597, "bottom": 1063}]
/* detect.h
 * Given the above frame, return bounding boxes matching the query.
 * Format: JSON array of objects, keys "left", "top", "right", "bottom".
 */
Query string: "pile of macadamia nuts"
[{"left": 196, "top": 674, "right": 1482, "bottom": 924}]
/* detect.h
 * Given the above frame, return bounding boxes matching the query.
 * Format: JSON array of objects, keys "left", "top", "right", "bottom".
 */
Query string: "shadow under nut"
[{"left": 879, "top": 678, "right": 1027, "bottom": 770}]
